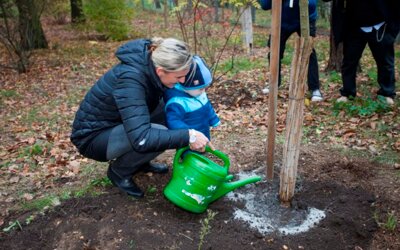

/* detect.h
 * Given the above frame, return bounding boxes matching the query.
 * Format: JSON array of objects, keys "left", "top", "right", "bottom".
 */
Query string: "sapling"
[{"left": 198, "top": 209, "right": 218, "bottom": 250}]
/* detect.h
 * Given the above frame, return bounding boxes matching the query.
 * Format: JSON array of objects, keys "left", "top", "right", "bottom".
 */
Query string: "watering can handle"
[
  {"left": 174, "top": 147, "right": 188, "bottom": 166},
  {"left": 205, "top": 146, "right": 230, "bottom": 169},
  {"left": 174, "top": 146, "right": 230, "bottom": 169}
]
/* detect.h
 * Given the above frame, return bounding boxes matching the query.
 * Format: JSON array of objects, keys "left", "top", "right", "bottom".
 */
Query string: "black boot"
[
  {"left": 107, "top": 165, "right": 144, "bottom": 198},
  {"left": 142, "top": 162, "right": 168, "bottom": 174}
]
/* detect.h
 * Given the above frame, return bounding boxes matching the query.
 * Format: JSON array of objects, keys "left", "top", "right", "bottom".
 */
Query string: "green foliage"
[
  {"left": 217, "top": 56, "right": 265, "bottom": 77},
  {"left": 328, "top": 70, "right": 342, "bottom": 83},
  {"left": 373, "top": 151, "right": 400, "bottom": 165},
  {"left": 25, "top": 215, "right": 35, "bottom": 225},
  {"left": 220, "top": 0, "right": 260, "bottom": 8},
  {"left": 2, "top": 220, "right": 22, "bottom": 232},
  {"left": 0, "top": 89, "right": 18, "bottom": 98},
  {"left": 83, "top": 0, "right": 135, "bottom": 41},
  {"left": 43, "top": 0, "right": 70, "bottom": 24},
  {"left": 2, "top": 215, "right": 35, "bottom": 233},
  {"left": 383, "top": 213, "right": 397, "bottom": 231},
  {"left": 253, "top": 32, "right": 268, "bottom": 47},
  {"left": 147, "top": 185, "right": 157, "bottom": 195},
  {"left": 0, "top": 0, "right": 18, "bottom": 17},
  {"left": 367, "top": 69, "right": 378, "bottom": 83},
  {"left": 254, "top": 8, "right": 271, "bottom": 27},
  {"left": 22, "top": 195, "right": 60, "bottom": 211},
  {"left": 91, "top": 176, "right": 113, "bottom": 187},
  {"left": 332, "top": 96, "right": 391, "bottom": 117},
  {"left": 24, "top": 143, "right": 43, "bottom": 156},
  {"left": 375, "top": 211, "right": 398, "bottom": 231},
  {"left": 281, "top": 45, "right": 293, "bottom": 66},
  {"left": 0, "top": 89, "right": 19, "bottom": 107},
  {"left": 74, "top": 176, "right": 112, "bottom": 197}
]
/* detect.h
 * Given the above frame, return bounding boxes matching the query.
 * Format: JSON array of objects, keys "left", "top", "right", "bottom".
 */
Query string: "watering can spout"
[{"left": 211, "top": 176, "right": 262, "bottom": 202}]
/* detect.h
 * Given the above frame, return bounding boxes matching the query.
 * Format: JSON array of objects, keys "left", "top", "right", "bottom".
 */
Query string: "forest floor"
[{"left": 0, "top": 12, "right": 400, "bottom": 250}]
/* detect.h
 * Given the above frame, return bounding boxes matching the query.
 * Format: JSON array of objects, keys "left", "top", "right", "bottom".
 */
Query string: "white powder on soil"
[{"left": 226, "top": 171, "right": 326, "bottom": 235}]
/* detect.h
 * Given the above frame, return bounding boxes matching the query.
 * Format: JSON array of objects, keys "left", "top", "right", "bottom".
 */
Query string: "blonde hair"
[{"left": 150, "top": 37, "right": 193, "bottom": 72}]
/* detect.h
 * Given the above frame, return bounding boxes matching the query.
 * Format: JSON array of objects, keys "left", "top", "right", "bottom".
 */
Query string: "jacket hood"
[
  {"left": 115, "top": 39, "right": 164, "bottom": 91},
  {"left": 115, "top": 39, "right": 150, "bottom": 66}
]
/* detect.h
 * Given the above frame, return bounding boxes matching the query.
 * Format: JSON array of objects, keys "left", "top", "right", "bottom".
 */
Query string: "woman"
[{"left": 71, "top": 37, "right": 210, "bottom": 198}]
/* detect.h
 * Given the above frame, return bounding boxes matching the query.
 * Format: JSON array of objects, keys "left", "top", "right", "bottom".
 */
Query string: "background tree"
[
  {"left": 324, "top": 0, "right": 342, "bottom": 71},
  {"left": 70, "top": 0, "right": 85, "bottom": 24},
  {"left": 0, "top": 0, "right": 33, "bottom": 72},
  {"left": 15, "top": 0, "right": 48, "bottom": 50}
]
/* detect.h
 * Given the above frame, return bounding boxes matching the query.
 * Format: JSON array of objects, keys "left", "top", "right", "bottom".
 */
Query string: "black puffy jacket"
[{"left": 71, "top": 39, "right": 189, "bottom": 158}]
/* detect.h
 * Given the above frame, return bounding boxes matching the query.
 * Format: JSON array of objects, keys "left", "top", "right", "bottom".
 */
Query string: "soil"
[{"left": 0, "top": 142, "right": 399, "bottom": 250}]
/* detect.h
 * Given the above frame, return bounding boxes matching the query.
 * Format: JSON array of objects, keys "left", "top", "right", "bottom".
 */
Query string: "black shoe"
[
  {"left": 142, "top": 162, "right": 168, "bottom": 174},
  {"left": 107, "top": 166, "right": 144, "bottom": 198}
]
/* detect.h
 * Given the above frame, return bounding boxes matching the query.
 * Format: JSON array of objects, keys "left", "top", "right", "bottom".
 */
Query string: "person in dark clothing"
[
  {"left": 70, "top": 37, "right": 211, "bottom": 198},
  {"left": 259, "top": 0, "right": 324, "bottom": 102},
  {"left": 327, "top": 0, "right": 400, "bottom": 105}
]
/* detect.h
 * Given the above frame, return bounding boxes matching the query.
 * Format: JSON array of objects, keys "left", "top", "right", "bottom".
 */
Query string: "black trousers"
[
  {"left": 83, "top": 101, "right": 167, "bottom": 178},
  {"left": 341, "top": 24, "right": 397, "bottom": 98},
  {"left": 268, "top": 21, "right": 320, "bottom": 92}
]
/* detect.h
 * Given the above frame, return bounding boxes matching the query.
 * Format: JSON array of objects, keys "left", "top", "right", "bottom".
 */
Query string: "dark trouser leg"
[
  {"left": 307, "top": 21, "right": 320, "bottom": 92},
  {"left": 307, "top": 48, "right": 320, "bottom": 91},
  {"left": 268, "top": 28, "right": 293, "bottom": 87},
  {"left": 106, "top": 101, "right": 167, "bottom": 178},
  {"left": 368, "top": 25, "right": 396, "bottom": 98},
  {"left": 341, "top": 30, "right": 367, "bottom": 97},
  {"left": 108, "top": 144, "right": 163, "bottom": 178},
  {"left": 107, "top": 124, "right": 167, "bottom": 178}
]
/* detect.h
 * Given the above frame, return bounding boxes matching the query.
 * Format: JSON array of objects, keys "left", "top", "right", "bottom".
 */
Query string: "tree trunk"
[
  {"left": 15, "top": 0, "right": 48, "bottom": 50},
  {"left": 70, "top": 0, "right": 85, "bottom": 24},
  {"left": 326, "top": 35, "right": 343, "bottom": 71},
  {"left": 279, "top": 0, "right": 311, "bottom": 204},
  {"left": 279, "top": 36, "right": 312, "bottom": 204},
  {"left": 154, "top": 0, "right": 162, "bottom": 9},
  {"left": 240, "top": 5, "right": 253, "bottom": 54},
  {"left": 325, "top": 1, "right": 343, "bottom": 71},
  {"left": 214, "top": 0, "right": 219, "bottom": 23},
  {"left": 163, "top": 0, "right": 169, "bottom": 29}
]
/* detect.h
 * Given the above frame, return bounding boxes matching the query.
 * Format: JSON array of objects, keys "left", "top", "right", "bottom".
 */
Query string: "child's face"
[{"left": 185, "top": 87, "right": 206, "bottom": 97}]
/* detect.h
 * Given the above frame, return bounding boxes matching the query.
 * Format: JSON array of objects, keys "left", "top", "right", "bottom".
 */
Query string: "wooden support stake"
[{"left": 266, "top": 0, "right": 282, "bottom": 180}]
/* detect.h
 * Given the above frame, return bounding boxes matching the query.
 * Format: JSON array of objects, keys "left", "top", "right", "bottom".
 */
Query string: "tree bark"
[
  {"left": 279, "top": 36, "right": 313, "bottom": 204},
  {"left": 326, "top": 34, "right": 343, "bottom": 71},
  {"left": 325, "top": 1, "right": 343, "bottom": 71},
  {"left": 279, "top": 0, "right": 311, "bottom": 203},
  {"left": 70, "top": 0, "right": 85, "bottom": 24},
  {"left": 15, "top": 0, "right": 48, "bottom": 50},
  {"left": 163, "top": 0, "right": 169, "bottom": 29},
  {"left": 240, "top": 5, "right": 253, "bottom": 54}
]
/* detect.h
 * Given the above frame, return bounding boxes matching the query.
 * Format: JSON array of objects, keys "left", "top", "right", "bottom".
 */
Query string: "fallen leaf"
[
  {"left": 9, "top": 176, "right": 20, "bottom": 183},
  {"left": 23, "top": 193, "right": 34, "bottom": 201}
]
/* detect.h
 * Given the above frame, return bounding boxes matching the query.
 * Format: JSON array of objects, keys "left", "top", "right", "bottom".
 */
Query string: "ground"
[
  {"left": 0, "top": 140, "right": 399, "bottom": 250},
  {"left": 1, "top": 11, "right": 400, "bottom": 250}
]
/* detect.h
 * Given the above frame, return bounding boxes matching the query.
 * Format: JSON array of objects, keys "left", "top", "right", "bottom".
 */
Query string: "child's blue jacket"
[{"left": 164, "top": 85, "right": 220, "bottom": 140}]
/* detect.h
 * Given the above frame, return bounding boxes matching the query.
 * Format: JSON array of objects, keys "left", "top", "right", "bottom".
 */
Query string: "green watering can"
[{"left": 163, "top": 146, "right": 262, "bottom": 213}]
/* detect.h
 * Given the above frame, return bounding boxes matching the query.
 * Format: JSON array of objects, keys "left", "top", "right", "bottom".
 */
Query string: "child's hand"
[{"left": 207, "top": 141, "right": 216, "bottom": 151}]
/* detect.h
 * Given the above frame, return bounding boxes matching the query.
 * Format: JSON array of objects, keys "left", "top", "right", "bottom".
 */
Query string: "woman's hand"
[{"left": 188, "top": 129, "right": 214, "bottom": 152}]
